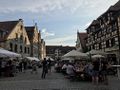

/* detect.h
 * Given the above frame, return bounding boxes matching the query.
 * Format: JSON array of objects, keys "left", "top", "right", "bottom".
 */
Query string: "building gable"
[
  {"left": 0, "top": 20, "right": 19, "bottom": 42},
  {"left": 25, "top": 25, "right": 39, "bottom": 44},
  {"left": 76, "top": 32, "right": 87, "bottom": 52},
  {"left": 33, "top": 26, "right": 39, "bottom": 44},
  {"left": 7, "top": 19, "right": 30, "bottom": 45}
]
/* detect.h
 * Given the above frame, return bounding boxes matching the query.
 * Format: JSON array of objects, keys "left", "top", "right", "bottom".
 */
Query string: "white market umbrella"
[
  {"left": 26, "top": 57, "right": 40, "bottom": 61},
  {"left": 63, "top": 50, "right": 88, "bottom": 59},
  {"left": 0, "top": 54, "right": 8, "bottom": 58},
  {"left": 0, "top": 48, "right": 21, "bottom": 58},
  {"left": 46, "top": 56, "right": 54, "bottom": 61}
]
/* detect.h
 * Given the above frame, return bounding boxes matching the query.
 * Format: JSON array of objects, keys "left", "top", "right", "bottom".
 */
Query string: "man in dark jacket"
[{"left": 41, "top": 58, "right": 48, "bottom": 79}]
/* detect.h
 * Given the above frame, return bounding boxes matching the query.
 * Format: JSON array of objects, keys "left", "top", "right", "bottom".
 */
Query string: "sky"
[{"left": 0, "top": 0, "right": 119, "bottom": 46}]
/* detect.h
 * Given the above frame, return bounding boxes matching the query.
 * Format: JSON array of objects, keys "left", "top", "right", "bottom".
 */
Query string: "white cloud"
[
  {"left": 0, "top": 0, "right": 118, "bottom": 14},
  {"left": 0, "top": 0, "right": 119, "bottom": 46},
  {"left": 0, "top": 0, "right": 81, "bottom": 13},
  {"left": 45, "top": 34, "right": 76, "bottom": 46},
  {"left": 41, "top": 28, "right": 55, "bottom": 37}
]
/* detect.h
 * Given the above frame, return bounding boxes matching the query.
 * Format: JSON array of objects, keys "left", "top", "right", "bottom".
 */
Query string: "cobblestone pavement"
[{"left": 0, "top": 68, "right": 120, "bottom": 90}]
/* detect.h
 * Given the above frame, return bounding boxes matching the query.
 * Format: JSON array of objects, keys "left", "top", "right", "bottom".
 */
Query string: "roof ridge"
[{"left": 0, "top": 19, "right": 22, "bottom": 23}]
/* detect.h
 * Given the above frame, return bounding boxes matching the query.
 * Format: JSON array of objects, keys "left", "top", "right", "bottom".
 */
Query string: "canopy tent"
[
  {"left": 63, "top": 50, "right": 88, "bottom": 60},
  {"left": 0, "top": 48, "right": 21, "bottom": 58},
  {"left": 86, "top": 49, "right": 106, "bottom": 55},
  {"left": 0, "top": 54, "right": 8, "bottom": 58},
  {"left": 61, "top": 57, "right": 74, "bottom": 61},
  {"left": 76, "top": 47, "right": 82, "bottom": 52},
  {"left": 25, "top": 57, "right": 40, "bottom": 61},
  {"left": 92, "top": 54, "right": 105, "bottom": 59}
]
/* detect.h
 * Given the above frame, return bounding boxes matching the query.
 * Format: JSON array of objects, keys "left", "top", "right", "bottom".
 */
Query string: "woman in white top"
[{"left": 66, "top": 63, "right": 75, "bottom": 76}]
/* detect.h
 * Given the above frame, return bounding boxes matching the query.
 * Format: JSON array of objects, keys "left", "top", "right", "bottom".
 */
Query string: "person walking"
[
  {"left": 31, "top": 60, "right": 38, "bottom": 74},
  {"left": 47, "top": 58, "right": 52, "bottom": 73},
  {"left": 23, "top": 60, "right": 27, "bottom": 73},
  {"left": 19, "top": 61, "right": 23, "bottom": 72},
  {"left": 41, "top": 58, "right": 48, "bottom": 79},
  {"left": 100, "top": 60, "right": 108, "bottom": 85},
  {"left": 92, "top": 59, "right": 100, "bottom": 85},
  {"left": 66, "top": 63, "right": 75, "bottom": 81}
]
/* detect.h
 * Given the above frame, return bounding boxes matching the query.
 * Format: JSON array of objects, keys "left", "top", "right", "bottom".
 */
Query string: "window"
[
  {"left": 24, "top": 47, "right": 26, "bottom": 53},
  {"left": 88, "top": 46, "right": 91, "bottom": 51},
  {"left": 92, "top": 45, "right": 95, "bottom": 49},
  {"left": 15, "top": 33, "right": 18, "bottom": 40},
  {"left": 20, "top": 35, "right": 23, "bottom": 43},
  {"left": 91, "top": 26, "right": 95, "bottom": 32},
  {"left": 20, "top": 45, "right": 22, "bottom": 53},
  {"left": 9, "top": 43, "right": 13, "bottom": 51},
  {"left": 99, "top": 43, "right": 102, "bottom": 49},
  {"left": 111, "top": 38, "right": 115, "bottom": 47},
  {"left": 0, "top": 31, "right": 7, "bottom": 38},
  {"left": 108, "top": 13, "right": 110, "bottom": 21},
  {"left": 0, "top": 32, "right": 3, "bottom": 38},
  {"left": 15, "top": 44, "right": 18, "bottom": 52},
  {"left": 106, "top": 40, "right": 110, "bottom": 48},
  {"left": 28, "top": 47, "right": 30, "bottom": 54},
  {"left": 20, "top": 35, "right": 23, "bottom": 40},
  {"left": 25, "top": 37, "right": 27, "bottom": 44}
]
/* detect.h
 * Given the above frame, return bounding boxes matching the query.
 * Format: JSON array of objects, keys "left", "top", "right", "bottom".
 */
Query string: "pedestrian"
[
  {"left": 1, "top": 60, "right": 6, "bottom": 76},
  {"left": 92, "top": 59, "right": 100, "bottom": 85},
  {"left": 66, "top": 62, "right": 75, "bottom": 80},
  {"left": 47, "top": 58, "right": 52, "bottom": 73},
  {"left": 41, "top": 58, "right": 48, "bottom": 79},
  {"left": 31, "top": 60, "right": 38, "bottom": 74},
  {"left": 19, "top": 61, "right": 23, "bottom": 72},
  {"left": 23, "top": 60, "right": 27, "bottom": 73},
  {"left": 62, "top": 63, "right": 68, "bottom": 75},
  {"left": 100, "top": 60, "right": 109, "bottom": 85}
]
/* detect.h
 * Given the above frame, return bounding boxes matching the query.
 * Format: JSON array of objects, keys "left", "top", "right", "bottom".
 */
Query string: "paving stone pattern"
[{"left": 0, "top": 68, "right": 120, "bottom": 90}]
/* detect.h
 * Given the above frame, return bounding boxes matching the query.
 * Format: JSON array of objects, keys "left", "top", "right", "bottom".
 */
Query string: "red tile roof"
[
  {"left": 46, "top": 45, "right": 75, "bottom": 55},
  {"left": 77, "top": 32, "right": 87, "bottom": 48}
]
